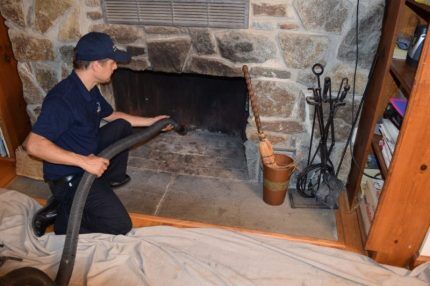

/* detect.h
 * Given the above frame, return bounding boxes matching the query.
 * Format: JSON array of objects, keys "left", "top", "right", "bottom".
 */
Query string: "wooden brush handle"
[{"left": 242, "top": 65, "right": 265, "bottom": 140}]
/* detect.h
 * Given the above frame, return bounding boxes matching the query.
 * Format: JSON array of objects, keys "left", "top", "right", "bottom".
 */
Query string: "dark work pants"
[{"left": 51, "top": 119, "right": 133, "bottom": 235}]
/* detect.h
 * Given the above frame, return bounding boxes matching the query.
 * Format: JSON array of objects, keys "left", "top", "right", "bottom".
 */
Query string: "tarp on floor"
[{"left": 0, "top": 189, "right": 429, "bottom": 286}]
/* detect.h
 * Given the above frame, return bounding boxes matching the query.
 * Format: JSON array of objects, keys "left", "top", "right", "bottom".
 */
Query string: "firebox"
[
  {"left": 110, "top": 68, "right": 251, "bottom": 181},
  {"left": 111, "top": 69, "right": 249, "bottom": 139}
]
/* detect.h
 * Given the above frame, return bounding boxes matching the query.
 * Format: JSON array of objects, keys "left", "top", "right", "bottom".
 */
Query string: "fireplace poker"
[
  {"left": 297, "top": 64, "right": 350, "bottom": 208},
  {"left": 306, "top": 63, "right": 324, "bottom": 166}
]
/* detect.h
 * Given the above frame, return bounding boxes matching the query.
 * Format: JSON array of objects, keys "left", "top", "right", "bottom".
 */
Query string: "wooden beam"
[
  {"left": 0, "top": 16, "right": 31, "bottom": 158},
  {"left": 130, "top": 212, "right": 350, "bottom": 251},
  {"left": 335, "top": 192, "right": 365, "bottom": 254},
  {"left": 409, "top": 254, "right": 430, "bottom": 269},
  {"left": 33, "top": 197, "right": 349, "bottom": 252},
  {"left": 0, "top": 159, "right": 16, "bottom": 187}
]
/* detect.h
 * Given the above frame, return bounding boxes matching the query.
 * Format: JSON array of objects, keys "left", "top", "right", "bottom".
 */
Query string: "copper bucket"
[{"left": 263, "top": 154, "right": 295, "bottom": 205}]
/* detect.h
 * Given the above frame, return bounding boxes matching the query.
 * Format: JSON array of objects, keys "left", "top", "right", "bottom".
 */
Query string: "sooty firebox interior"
[{"left": 111, "top": 69, "right": 249, "bottom": 139}]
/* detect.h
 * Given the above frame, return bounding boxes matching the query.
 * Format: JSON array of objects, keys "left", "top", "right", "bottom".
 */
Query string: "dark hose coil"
[{"left": 55, "top": 118, "right": 185, "bottom": 286}]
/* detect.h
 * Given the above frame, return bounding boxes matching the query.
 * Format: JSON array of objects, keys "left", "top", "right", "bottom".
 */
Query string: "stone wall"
[{"left": 0, "top": 0, "right": 384, "bottom": 181}]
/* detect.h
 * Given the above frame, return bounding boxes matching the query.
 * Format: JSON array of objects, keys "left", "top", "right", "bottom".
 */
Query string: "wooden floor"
[{"left": 0, "top": 159, "right": 15, "bottom": 187}]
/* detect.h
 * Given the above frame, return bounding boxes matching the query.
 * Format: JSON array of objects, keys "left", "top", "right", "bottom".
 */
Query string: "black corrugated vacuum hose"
[
  {"left": 55, "top": 118, "right": 185, "bottom": 285},
  {"left": 1, "top": 119, "right": 186, "bottom": 286},
  {"left": 0, "top": 119, "right": 185, "bottom": 286}
]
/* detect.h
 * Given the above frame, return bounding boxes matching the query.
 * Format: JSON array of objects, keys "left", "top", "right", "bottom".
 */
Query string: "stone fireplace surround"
[{"left": 0, "top": 0, "right": 384, "bottom": 181}]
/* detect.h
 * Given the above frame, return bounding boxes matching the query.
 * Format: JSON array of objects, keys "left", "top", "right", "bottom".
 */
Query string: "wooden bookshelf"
[{"left": 346, "top": 0, "right": 430, "bottom": 267}]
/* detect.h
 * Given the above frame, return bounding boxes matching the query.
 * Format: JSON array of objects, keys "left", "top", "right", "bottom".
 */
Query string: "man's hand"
[
  {"left": 151, "top": 115, "right": 173, "bottom": 131},
  {"left": 80, "top": 154, "right": 109, "bottom": 177}
]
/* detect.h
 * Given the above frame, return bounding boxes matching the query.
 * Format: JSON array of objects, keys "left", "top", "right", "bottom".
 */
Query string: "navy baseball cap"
[{"left": 75, "top": 32, "right": 131, "bottom": 63}]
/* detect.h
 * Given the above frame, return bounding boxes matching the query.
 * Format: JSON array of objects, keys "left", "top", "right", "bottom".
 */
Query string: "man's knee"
[
  {"left": 112, "top": 118, "right": 132, "bottom": 135},
  {"left": 121, "top": 216, "right": 133, "bottom": 234},
  {"left": 111, "top": 214, "right": 132, "bottom": 235}
]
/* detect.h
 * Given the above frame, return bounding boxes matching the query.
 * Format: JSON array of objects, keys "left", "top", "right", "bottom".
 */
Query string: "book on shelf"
[
  {"left": 390, "top": 98, "right": 407, "bottom": 117},
  {"left": 419, "top": 228, "right": 430, "bottom": 256},
  {"left": 379, "top": 124, "right": 396, "bottom": 154},
  {"left": 366, "top": 154, "right": 379, "bottom": 169},
  {"left": 0, "top": 126, "right": 10, "bottom": 157},
  {"left": 381, "top": 119, "right": 399, "bottom": 143},
  {"left": 359, "top": 198, "right": 373, "bottom": 235},
  {"left": 383, "top": 97, "right": 406, "bottom": 129},
  {"left": 365, "top": 180, "right": 383, "bottom": 212},
  {"left": 377, "top": 136, "right": 392, "bottom": 167},
  {"left": 361, "top": 169, "right": 383, "bottom": 211},
  {"left": 377, "top": 118, "right": 400, "bottom": 167},
  {"left": 359, "top": 169, "right": 384, "bottom": 235}
]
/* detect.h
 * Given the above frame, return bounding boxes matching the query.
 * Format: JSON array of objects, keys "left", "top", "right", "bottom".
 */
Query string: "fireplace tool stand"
[{"left": 296, "top": 63, "right": 350, "bottom": 209}]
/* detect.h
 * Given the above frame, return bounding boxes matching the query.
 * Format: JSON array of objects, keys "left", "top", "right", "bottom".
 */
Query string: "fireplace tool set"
[{"left": 296, "top": 63, "right": 350, "bottom": 208}]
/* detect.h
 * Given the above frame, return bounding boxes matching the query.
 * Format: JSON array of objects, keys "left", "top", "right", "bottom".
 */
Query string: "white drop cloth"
[{"left": 0, "top": 189, "right": 429, "bottom": 286}]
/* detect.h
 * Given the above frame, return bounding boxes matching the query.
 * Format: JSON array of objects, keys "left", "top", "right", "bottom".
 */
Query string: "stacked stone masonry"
[{"left": 0, "top": 0, "right": 384, "bottom": 181}]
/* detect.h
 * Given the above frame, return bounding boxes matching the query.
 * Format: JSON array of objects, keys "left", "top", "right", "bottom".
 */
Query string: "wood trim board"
[
  {"left": 410, "top": 254, "right": 430, "bottom": 269},
  {"left": 0, "top": 16, "right": 31, "bottom": 158},
  {"left": 32, "top": 196, "right": 362, "bottom": 253},
  {"left": 0, "top": 159, "right": 15, "bottom": 187}
]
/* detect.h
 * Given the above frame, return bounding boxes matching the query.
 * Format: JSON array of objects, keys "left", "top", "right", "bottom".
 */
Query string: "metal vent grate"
[{"left": 102, "top": 0, "right": 249, "bottom": 29}]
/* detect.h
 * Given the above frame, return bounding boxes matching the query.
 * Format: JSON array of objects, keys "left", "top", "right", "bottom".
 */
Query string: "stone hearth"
[
  {"left": 6, "top": 130, "right": 338, "bottom": 239},
  {"left": 0, "top": 0, "right": 385, "bottom": 181},
  {"left": 129, "top": 131, "right": 249, "bottom": 180}
]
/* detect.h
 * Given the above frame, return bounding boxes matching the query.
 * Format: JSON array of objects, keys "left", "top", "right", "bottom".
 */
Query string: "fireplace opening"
[
  {"left": 111, "top": 69, "right": 251, "bottom": 181},
  {"left": 111, "top": 69, "right": 249, "bottom": 139}
]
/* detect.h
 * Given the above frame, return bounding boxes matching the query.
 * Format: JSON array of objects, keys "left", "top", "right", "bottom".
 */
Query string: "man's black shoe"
[
  {"left": 110, "top": 174, "right": 131, "bottom": 189},
  {"left": 32, "top": 196, "right": 59, "bottom": 237}
]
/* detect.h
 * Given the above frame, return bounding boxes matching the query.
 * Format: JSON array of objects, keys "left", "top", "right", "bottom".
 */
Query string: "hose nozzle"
[{"left": 175, "top": 125, "right": 187, "bottom": 135}]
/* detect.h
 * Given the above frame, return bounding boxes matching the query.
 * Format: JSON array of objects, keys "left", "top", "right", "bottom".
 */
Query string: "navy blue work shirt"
[{"left": 32, "top": 71, "right": 113, "bottom": 180}]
